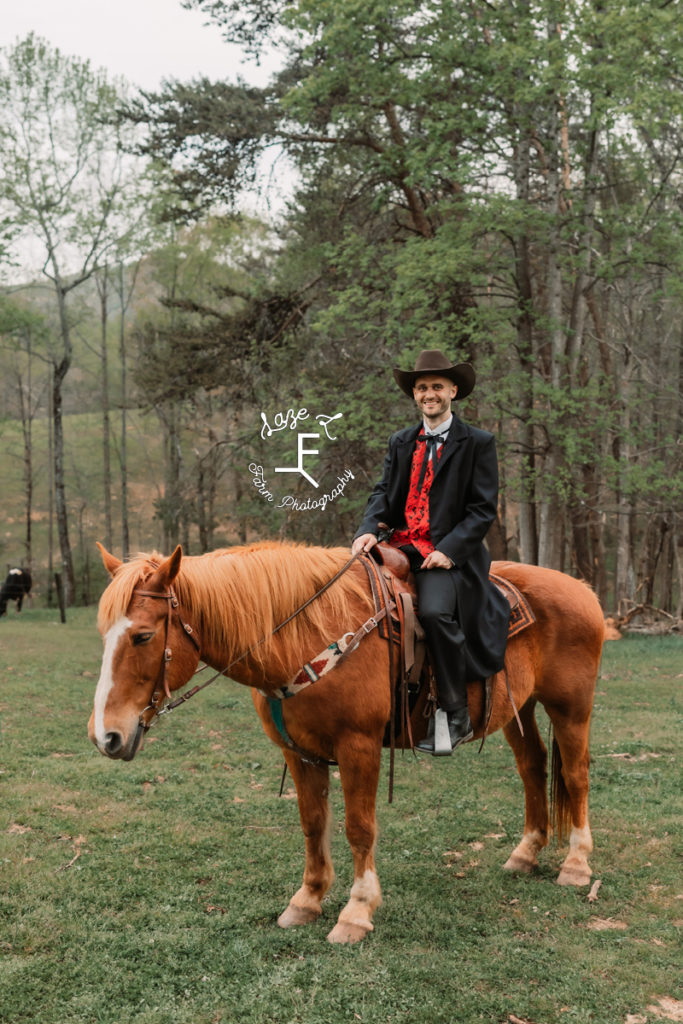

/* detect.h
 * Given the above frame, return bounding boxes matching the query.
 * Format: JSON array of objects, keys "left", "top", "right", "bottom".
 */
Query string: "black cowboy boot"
[
  {"left": 415, "top": 706, "right": 473, "bottom": 755},
  {"left": 445, "top": 706, "right": 474, "bottom": 749}
]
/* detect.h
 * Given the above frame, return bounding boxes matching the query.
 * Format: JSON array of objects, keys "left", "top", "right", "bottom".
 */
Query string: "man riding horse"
[{"left": 352, "top": 349, "right": 510, "bottom": 754}]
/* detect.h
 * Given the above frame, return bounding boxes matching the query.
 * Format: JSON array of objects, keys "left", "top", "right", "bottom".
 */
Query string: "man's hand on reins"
[{"left": 352, "top": 533, "right": 378, "bottom": 556}]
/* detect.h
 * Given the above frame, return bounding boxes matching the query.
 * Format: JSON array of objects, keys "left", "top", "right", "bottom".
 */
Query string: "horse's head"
[{"left": 89, "top": 544, "right": 201, "bottom": 761}]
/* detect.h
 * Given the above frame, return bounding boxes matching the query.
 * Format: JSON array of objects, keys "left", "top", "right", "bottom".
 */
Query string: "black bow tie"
[
  {"left": 415, "top": 431, "right": 448, "bottom": 491},
  {"left": 417, "top": 431, "right": 449, "bottom": 446}
]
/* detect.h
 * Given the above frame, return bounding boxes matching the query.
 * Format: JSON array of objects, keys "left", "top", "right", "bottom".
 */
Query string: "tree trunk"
[
  {"left": 49, "top": 270, "right": 76, "bottom": 606},
  {"left": 160, "top": 402, "right": 183, "bottom": 551},
  {"left": 491, "top": 435, "right": 509, "bottom": 561},
  {"left": 47, "top": 365, "right": 55, "bottom": 607},
  {"left": 637, "top": 514, "right": 670, "bottom": 609},
  {"left": 120, "top": 323, "right": 130, "bottom": 560},
  {"left": 586, "top": 458, "right": 608, "bottom": 606},
  {"left": 614, "top": 375, "right": 634, "bottom": 614},
  {"left": 674, "top": 528, "right": 683, "bottom": 621},
  {"left": 116, "top": 260, "right": 139, "bottom": 560},
  {"left": 512, "top": 119, "right": 538, "bottom": 565},
  {"left": 97, "top": 266, "right": 113, "bottom": 552},
  {"left": 13, "top": 339, "right": 34, "bottom": 568},
  {"left": 569, "top": 496, "right": 592, "bottom": 583},
  {"left": 537, "top": 79, "right": 566, "bottom": 571},
  {"left": 52, "top": 352, "right": 75, "bottom": 605},
  {"left": 537, "top": 490, "right": 565, "bottom": 570},
  {"left": 196, "top": 445, "right": 220, "bottom": 553}
]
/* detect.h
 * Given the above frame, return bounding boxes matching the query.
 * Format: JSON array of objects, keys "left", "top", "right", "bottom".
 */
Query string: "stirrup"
[{"left": 433, "top": 708, "right": 453, "bottom": 756}]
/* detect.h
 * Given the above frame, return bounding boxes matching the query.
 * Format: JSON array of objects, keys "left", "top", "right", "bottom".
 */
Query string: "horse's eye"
[{"left": 132, "top": 632, "right": 154, "bottom": 646}]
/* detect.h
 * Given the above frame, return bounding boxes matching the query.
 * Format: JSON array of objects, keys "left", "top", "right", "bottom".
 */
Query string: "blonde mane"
[{"left": 97, "top": 541, "right": 374, "bottom": 674}]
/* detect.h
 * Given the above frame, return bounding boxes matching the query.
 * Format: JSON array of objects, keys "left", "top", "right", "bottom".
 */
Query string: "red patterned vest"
[{"left": 389, "top": 430, "right": 444, "bottom": 558}]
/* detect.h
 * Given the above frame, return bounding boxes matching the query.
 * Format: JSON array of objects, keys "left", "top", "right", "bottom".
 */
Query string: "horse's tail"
[{"left": 550, "top": 732, "right": 572, "bottom": 843}]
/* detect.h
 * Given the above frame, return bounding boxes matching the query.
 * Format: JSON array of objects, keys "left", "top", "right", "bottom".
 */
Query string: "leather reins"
[{"left": 133, "top": 551, "right": 371, "bottom": 733}]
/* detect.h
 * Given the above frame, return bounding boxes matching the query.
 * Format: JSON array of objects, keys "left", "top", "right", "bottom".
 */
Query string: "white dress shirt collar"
[{"left": 423, "top": 414, "right": 453, "bottom": 437}]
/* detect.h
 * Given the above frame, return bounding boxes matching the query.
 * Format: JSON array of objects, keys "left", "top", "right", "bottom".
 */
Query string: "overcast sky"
[
  {"left": 1, "top": 0, "right": 272, "bottom": 91},
  {"left": 1, "top": 1, "right": 292, "bottom": 229}
]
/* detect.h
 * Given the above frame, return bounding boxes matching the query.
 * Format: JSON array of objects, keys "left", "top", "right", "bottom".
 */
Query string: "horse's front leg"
[
  {"left": 328, "top": 735, "right": 383, "bottom": 944},
  {"left": 277, "top": 751, "right": 335, "bottom": 929}
]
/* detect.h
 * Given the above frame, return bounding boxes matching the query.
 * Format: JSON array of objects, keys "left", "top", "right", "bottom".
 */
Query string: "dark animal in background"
[{"left": 0, "top": 568, "right": 32, "bottom": 616}]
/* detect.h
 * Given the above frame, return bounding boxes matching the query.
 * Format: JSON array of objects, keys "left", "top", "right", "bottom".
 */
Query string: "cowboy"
[{"left": 351, "top": 349, "right": 510, "bottom": 754}]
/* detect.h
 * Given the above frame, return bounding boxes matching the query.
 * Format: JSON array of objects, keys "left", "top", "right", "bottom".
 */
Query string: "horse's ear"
[
  {"left": 97, "top": 542, "right": 123, "bottom": 577},
  {"left": 158, "top": 545, "right": 183, "bottom": 586}
]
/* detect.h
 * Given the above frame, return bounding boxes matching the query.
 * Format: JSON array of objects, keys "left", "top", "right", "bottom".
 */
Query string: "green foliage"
[
  {"left": 2, "top": 3, "right": 682, "bottom": 603},
  {"left": 126, "top": 79, "right": 278, "bottom": 215},
  {"left": 0, "top": 297, "right": 48, "bottom": 339}
]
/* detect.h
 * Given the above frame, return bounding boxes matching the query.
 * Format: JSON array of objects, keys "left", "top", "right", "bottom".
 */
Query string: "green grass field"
[{"left": 1, "top": 608, "right": 681, "bottom": 1024}]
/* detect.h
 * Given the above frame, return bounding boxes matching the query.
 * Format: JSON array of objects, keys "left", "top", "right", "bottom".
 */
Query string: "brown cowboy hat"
[{"left": 393, "top": 349, "right": 476, "bottom": 399}]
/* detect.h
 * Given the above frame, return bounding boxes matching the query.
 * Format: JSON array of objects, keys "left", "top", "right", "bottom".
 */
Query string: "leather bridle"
[{"left": 133, "top": 584, "right": 202, "bottom": 730}]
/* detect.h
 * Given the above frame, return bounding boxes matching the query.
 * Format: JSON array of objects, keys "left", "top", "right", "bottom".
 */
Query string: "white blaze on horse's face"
[{"left": 88, "top": 615, "right": 140, "bottom": 759}]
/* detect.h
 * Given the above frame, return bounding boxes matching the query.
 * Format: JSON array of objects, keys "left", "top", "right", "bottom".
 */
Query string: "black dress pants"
[{"left": 413, "top": 564, "right": 469, "bottom": 714}]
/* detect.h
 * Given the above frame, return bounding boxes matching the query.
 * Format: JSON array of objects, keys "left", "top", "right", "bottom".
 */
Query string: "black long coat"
[{"left": 355, "top": 415, "right": 509, "bottom": 679}]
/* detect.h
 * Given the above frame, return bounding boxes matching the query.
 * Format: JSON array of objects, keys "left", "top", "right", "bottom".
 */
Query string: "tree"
[
  {"left": 0, "top": 35, "right": 148, "bottom": 603},
  {"left": 130, "top": 213, "right": 279, "bottom": 550},
  {"left": 127, "top": 0, "right": 682, "bottom": 611},
  {"left": 0, "top": 298, "right": 49, "bottom": 568}
]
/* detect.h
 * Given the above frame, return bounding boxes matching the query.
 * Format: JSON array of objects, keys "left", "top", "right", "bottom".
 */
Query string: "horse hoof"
[
  {"left": 327, "top": 921, "right": 372, "bottom": 944},
  {"left": 557, "top": 851, "right": 591, "bottom": 886},
  {"left": 278, "top": 903, "right": 321, "bottom": 928},
  {"left": 503, "top": 854, "right": 537, "bottom": 875},
  {"left": 556, "top": 865, "right": 591, "bottom": 887}
]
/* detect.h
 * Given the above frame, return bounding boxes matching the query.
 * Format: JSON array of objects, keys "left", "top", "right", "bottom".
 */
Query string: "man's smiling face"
[{"left": 413, "top": 374, "right": 458, "bottom": 427}]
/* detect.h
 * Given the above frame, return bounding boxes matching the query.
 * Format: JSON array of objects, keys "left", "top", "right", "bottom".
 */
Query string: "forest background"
[{"left": 0, "top": 0, "right": 681, "bottom": 621}]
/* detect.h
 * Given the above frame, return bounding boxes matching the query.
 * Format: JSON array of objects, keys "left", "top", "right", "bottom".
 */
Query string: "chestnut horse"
[{"left": 89, "top": 541, "right": 605, "bottom": 944}]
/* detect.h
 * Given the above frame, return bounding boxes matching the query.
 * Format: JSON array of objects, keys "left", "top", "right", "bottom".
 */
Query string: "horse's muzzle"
[{"left": 97, "top": 722, "right": 145, "bottom": 761}]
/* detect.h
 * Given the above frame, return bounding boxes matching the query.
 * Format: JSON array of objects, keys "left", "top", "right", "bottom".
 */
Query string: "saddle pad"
[{"left": 490, "top": 573, "right": 536, "bottom": 639}]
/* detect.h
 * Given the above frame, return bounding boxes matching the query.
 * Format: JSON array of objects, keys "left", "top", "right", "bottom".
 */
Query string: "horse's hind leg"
[
  {"left": 277, "top": 752, "right": 335, "bottom": 929},
  {"left": 544, "top": 709, "right": 593, "bottom": 886},
  {"left": 327, "top": 736, "right": 383, "bottom": 944},
  {"left": 502, "top": 699, "right": 550, "bottom": 874}
]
